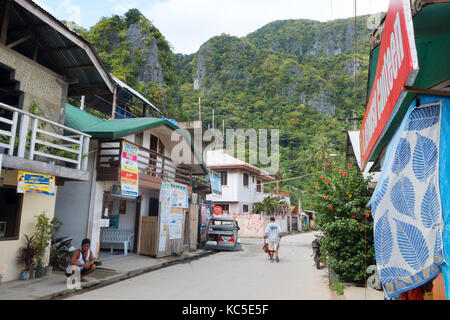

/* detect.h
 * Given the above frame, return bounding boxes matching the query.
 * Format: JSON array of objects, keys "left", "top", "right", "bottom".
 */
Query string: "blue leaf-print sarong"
[{"left": 368, "top": 101, "right": 444, "bottom": 297}]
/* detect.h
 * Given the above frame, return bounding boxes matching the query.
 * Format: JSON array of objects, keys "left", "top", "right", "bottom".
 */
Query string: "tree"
[
  {"left": 304, "top": 163, "right": 375, "bottom": 283},
  {"left": 253, "top": 196, "right": 287, "bottom": 215}
]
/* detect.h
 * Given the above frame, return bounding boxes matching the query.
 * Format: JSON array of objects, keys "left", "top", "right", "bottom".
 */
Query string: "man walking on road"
[{"left": 264, "top": 217, "right": 282, "bottom": 263}]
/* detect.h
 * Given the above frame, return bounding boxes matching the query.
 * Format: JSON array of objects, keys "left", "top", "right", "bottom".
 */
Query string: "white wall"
[{"left": 206, "top": 169, "right": 271, "bottom": 213}]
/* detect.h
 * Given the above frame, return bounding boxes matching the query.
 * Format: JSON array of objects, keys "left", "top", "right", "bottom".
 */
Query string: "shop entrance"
[{"left": 99, "top": 191, "right": 140, "bottom": 259}]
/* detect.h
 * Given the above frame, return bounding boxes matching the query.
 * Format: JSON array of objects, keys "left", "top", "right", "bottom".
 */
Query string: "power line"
[{"left": 263, "top": 173, "right": 315, "bottom": 185}]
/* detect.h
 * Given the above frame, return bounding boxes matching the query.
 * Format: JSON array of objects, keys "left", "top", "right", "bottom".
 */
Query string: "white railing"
[{"left": 0, "top": 101, "right": 90, "bottom": 171}]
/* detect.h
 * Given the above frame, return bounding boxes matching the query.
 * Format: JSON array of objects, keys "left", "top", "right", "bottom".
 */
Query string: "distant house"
[{"left": 205, "top": 149, "right": 277, "bottom": 214}]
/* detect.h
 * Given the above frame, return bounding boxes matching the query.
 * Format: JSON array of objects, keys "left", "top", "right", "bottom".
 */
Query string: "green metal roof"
[
  {"left": 65, "top": 104, "right": 207, "bottom": 174},
  {"left": 65, "top": 104, "right": 178, "bottom": 138}
]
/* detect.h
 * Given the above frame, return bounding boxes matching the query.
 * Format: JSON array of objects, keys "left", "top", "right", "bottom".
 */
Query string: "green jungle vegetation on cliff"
[{"left": 72, "top": 10, "right": 379, "bottom": 203}]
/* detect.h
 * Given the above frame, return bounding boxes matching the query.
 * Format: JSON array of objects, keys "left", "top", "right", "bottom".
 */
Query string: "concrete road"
[{"left": 68, "top": 232, "right": 333, "bottom": 300}]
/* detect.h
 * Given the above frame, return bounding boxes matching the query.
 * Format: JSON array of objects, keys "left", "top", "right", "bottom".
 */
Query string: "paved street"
[{"left": 67, "top": 232, "right": 333, "bottom": 300}]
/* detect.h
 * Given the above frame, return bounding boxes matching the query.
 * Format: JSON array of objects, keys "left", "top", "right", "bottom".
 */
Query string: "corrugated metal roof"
[
  {"left": 6, "top": 0, "right": 114, "bottom": 94},
  {"left": 111, "top": 75, "right": 163, "bottom": 115}
]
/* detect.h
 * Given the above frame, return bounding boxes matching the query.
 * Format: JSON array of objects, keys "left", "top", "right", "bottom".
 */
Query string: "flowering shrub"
[{"left": 306, "top": 163, "right": 375, "bottom": 283}]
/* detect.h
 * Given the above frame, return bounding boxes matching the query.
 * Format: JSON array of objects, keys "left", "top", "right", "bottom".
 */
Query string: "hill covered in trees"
[{"left": 72, "top": 9, "right": 377, "bottom": 200}]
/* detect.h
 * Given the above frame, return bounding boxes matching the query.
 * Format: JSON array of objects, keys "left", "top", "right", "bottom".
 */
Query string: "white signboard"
[
  {"left": 100, "top": 219, "right": 110, "bottom": 228},
  {"left": 160, "top": 202, "right": 171, "bottom": 225},
  {"left": 169, "top": 213, "right": 183, "bottom": 240},
  {"left": 159, "top": 230, "right": 167, "bottom": 252}
]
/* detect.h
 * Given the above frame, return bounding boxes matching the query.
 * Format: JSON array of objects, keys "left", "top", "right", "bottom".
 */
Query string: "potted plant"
[
  {"left": 47, "top": 217, "right": 63, "bottom": 275},
  {"left": 33, "top": 213, "right": 53, "bottom": 278},
  {"left": 16, "top": 235, "right": 37, "bottom": 280}
]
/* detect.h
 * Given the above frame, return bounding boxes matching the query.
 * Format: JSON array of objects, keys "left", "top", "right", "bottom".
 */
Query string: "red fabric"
[{"left": 400, "top": 287, "right": 424, "bottom": 300}]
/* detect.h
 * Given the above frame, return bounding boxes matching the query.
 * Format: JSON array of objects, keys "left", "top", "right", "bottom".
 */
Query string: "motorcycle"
[
  {"left": 311, "top": 239, "right": 321, "bottom": 269},
  {"left": 51, "top": 237, "right": 76, "bottom": 271}
]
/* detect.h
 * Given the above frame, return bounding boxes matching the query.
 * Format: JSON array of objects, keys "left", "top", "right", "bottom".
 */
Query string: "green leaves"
[{"left": 308, "top": 165, "right": 375, "bottom": 283}]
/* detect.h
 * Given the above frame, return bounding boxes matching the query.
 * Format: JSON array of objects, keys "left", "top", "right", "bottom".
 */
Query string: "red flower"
[
  {"left": 316, "top": 184, "right": 319, "bottom": 187},
  {"left": 339, "top": 169, "right": 343, "bottom": 174},
  {"left": 348, "top": 164, "right": 352, "bottom": 168},
  {"left": 324, "top": 196, "right": 328, "bottom": 200},
  {"left": 358, "top": 226, "right": 362, "bottom": 230},
  {"left": 325, "top": 163, "right": 329, "bottom": 167},
  {"left": 310, "top": 203, "right": 313, "bottom": 207},
  {"left": 328, "top": 206, "right": 333, "bottom": 210},
  {"left": 344, "top": 172, "right": 348, "bottom": 176},
  {"left": 352, "top": 216, "right": 356, "bottom": 220},
  {"left": 366, "top": 213, "right": 370, "bottom": 219},
  {"left": 325, "top": 180, "right": 329, "bottom": 184},
  {"left": 320, "top": 175, "right": 324, "bottom": 179}
]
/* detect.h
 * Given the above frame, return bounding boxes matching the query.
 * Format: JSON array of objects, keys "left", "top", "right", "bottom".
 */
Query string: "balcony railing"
[
  {"left": 97, "top": 139, "right": 192, "bottom": 186},
  {"left": 0, "top": 102, "right": 90, "bottom": 171}
]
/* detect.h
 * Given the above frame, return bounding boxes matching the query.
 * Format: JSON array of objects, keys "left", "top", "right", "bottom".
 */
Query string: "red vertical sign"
[{"left": 360, "top": 0, "right": 419, "bottom": 170}]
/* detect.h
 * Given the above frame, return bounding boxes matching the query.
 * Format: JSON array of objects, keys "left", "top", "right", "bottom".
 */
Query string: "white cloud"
[
  {"left": 33, "top": 0, "right": 54, "bottom": 13},
  {"left": 142, "top": 0, "right": 390, "bottom": 54},
  {"left": 57, "top": 0, "right": 82, "bottom": 24}
]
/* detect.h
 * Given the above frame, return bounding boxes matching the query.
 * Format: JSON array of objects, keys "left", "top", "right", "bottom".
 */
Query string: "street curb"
[{"left": 40, "top": 250, "right": 216, "bottom": 300}]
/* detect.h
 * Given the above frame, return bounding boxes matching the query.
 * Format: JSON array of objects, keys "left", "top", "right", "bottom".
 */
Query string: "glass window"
[
  {"left": 257, "top": 180, "right": 262, "bottom": 192},
  {"left": 243, "top": 173, "right": 249, "bottom": 187},
  {"left": 220, "top": 204, "right": 230, "bottom": 213},
  {"left": 243, "top": 205, "right": 249, "bottom": 213},
  {"left": 0, "top": 187, "right": 22, "bottom": 240},
  {"left": 221, "top": 171, "right": 228, "bottom": 186}
]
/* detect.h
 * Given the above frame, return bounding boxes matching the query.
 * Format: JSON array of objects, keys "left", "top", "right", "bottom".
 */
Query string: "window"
[
  {"left": 221, "top": 171, "right": 228, "bottom": 186},
  {"left": 0, "top": 187, "right": 22, "bottom": 240},
  {"left": 257, "top": 180, "right": 262, "bottom": 192},
  {"left": 150, "top": 134, "right": 165, "bottom": 155},
  {"left": 150, "top": 135, "right": 158, "bottom": 152},
  {"left": 243, "top": 205, "right": 249, "bottom": 213},
  {"left": 243, "top": 173, "right": 249, "bottom": 187},
  {"left": 252, "top": 176, "right": 255, "bottom": 183},
  {"left": 220, "top": 204, "right": 230, "bottom": 213},
  {"left": 135, "top": 132, "right": 144, "bottom": 147}
]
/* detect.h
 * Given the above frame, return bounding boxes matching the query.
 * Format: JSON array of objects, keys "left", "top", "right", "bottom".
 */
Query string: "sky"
[{"left": 35, "top": 0, "right": 390, "bottom": 54}]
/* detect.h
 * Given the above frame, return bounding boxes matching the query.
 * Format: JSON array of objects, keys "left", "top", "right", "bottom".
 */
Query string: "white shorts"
[{"left": 268, "top": 242, "right": 279, "bottom": 251}]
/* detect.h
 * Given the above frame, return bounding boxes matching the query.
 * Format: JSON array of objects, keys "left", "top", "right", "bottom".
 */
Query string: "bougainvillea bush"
[{"left": 306, "top": 163, "right": 376, "bottom": 283}]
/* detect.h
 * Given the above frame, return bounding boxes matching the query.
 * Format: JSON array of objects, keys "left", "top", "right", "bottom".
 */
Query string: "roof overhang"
[{"left": 7, "top": 0, "right": 114, "bottom": 95}]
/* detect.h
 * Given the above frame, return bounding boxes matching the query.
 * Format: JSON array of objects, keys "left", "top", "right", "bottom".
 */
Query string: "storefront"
[{"left": 362, "top": 0, "right": 450, "bottom": 299}]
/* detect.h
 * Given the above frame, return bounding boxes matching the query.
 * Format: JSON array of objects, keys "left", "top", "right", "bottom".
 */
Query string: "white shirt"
[{"left": 265, "top": 223, "right": 281, "bottom": 243}]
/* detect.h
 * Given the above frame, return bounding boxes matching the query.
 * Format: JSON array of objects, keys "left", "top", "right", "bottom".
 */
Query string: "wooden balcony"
[{"left": 97, "top": 139, "right": 192, "bottom": 188}]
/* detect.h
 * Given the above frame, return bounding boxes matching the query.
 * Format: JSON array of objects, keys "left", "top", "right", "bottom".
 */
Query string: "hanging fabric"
[{"left": 369, "top": 95, "right": 445, "bottom": 297}]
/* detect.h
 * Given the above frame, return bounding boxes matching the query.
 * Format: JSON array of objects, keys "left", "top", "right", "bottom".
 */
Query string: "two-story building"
[
  {"left": 0, "top": 0, "right": 115, "bottom": 282},
  {"left": 56, "top": 104, "right": 209, "bottom": 259},
  {"left": 205, "top": 149, "right": 275, "bottom": 214}
]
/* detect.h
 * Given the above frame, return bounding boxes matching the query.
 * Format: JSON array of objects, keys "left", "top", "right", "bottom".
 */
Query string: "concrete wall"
[
  {"left": 219, "top": 213, "right": 288, "bottom": 238},
  {"left": 0, "top": 169, "right": 57, "bottom": 282},
  {"left": 0, "top": 45, "right": 68, "bottom": 124}
]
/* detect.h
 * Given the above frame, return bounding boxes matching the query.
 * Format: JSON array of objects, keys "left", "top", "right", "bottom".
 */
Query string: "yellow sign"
[{"left": 17, "top": 171, "right": 56, "bottom": 196}]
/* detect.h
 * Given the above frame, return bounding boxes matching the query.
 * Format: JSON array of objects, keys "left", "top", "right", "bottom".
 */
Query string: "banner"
[
  {"left": 360, "top": 0, "right": 419, "bottom": 170},
  {"left": 169, "top": 213, "right": 183, "bottom": 240},
  {"left": 121, "top": 141, "right": 139, "bottom": 198},
  {"left": 170, "top": 183, "right": 189, "bottom": 208},
  {"left": 210, "top": 174, "right": 222, "bottom": 195},
  {"left": 17, "top": 171, "right": 56, "bottom": 196}
]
